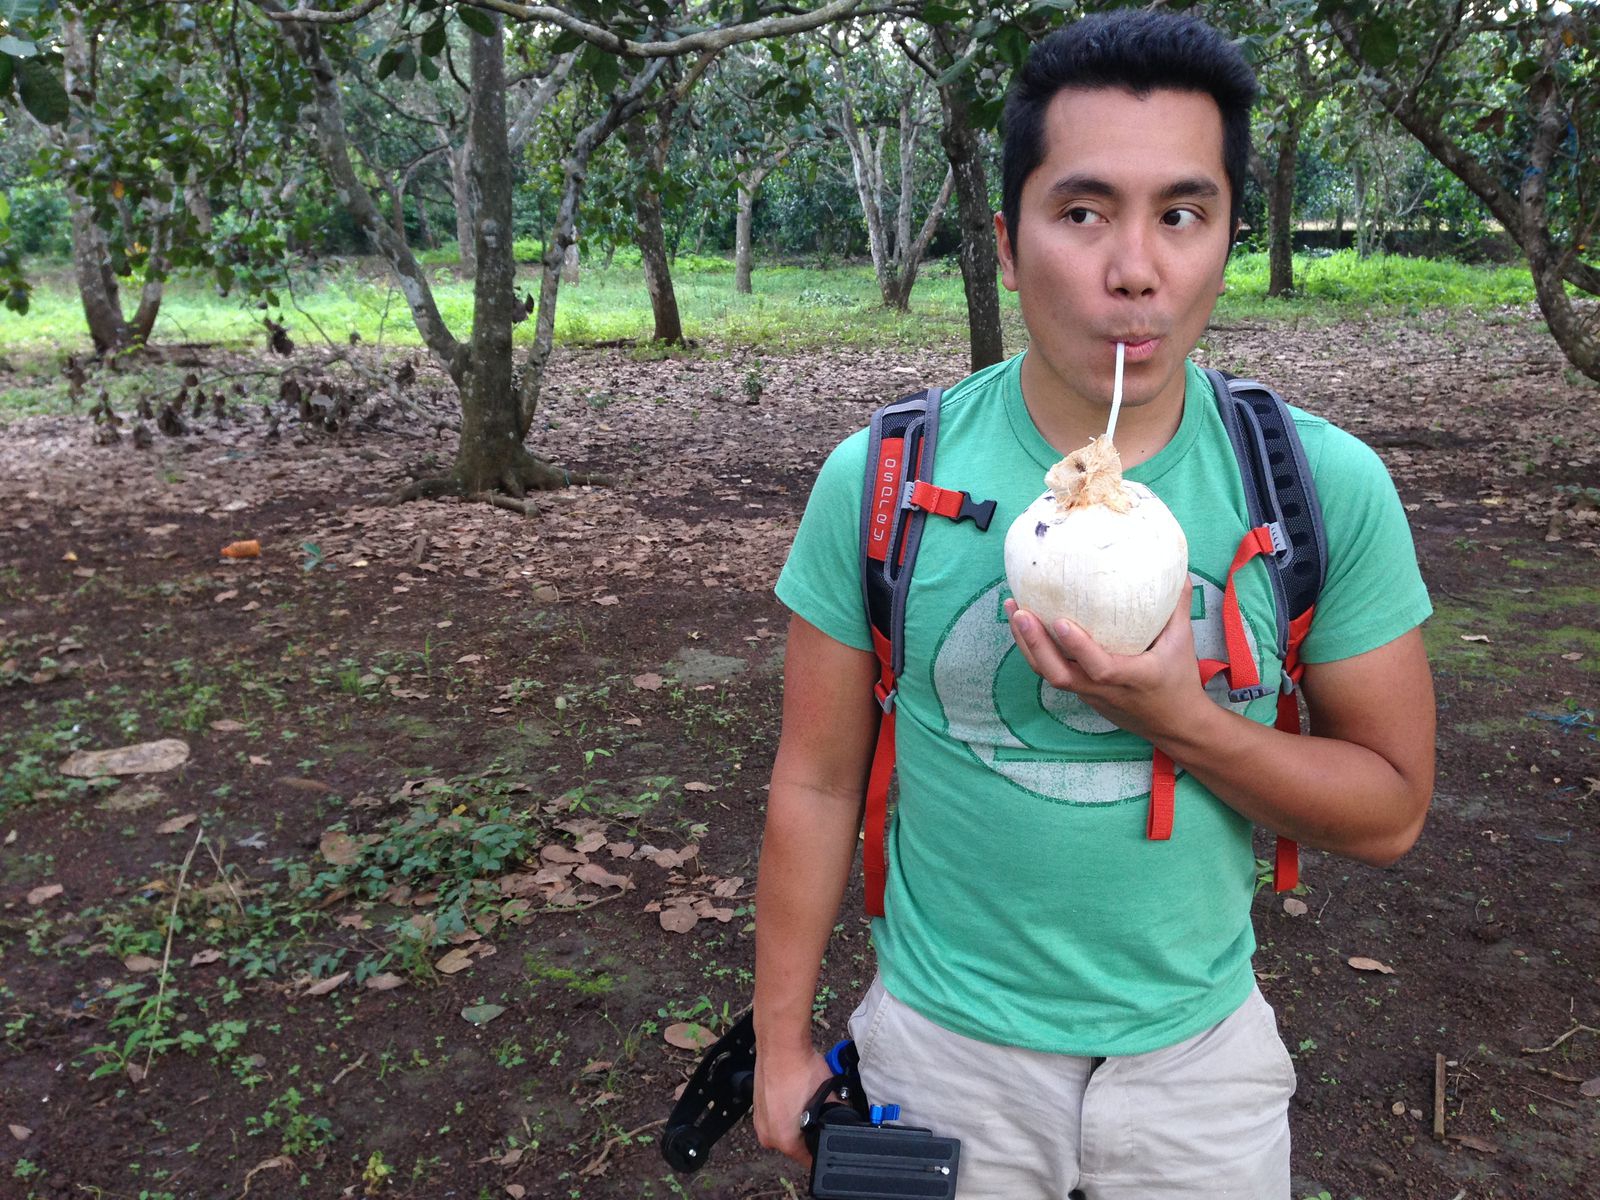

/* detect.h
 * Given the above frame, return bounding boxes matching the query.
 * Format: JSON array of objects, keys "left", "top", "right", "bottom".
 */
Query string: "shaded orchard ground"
[{"left": 0, "top": 308, "right": 1596, "bottom": 1200}]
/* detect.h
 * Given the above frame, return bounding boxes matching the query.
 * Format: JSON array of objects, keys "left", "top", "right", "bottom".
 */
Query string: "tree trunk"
[
  {"left": 734, "top": 161, "right": 769, "bottom": 294},
  {"left": 451, "top": 16, "right": 545, "bottom": 493},
  {"left": 1353, "top": 158, "right": 1372, "bottom": 258},
  {"left": 412, "top": 180, "right": 435, "bottom": 248},
  {"left": 625, "top": 116, "right": 683, "bottom": 345},
  {"left": 62, "top": 8, "right": 134, "bottom": 355},
  {"left": 840, "top": 99, "right": 898, "bottom": 307},
  {"left": 1267, "top": 105, "right": 1301, "bottom": 297},
  {"left": 939, "top": 87, "right": 1003, "bottom": 371},
  {"left": 450, "top": 141, "right": 477, "bottom": 279},
  {"left": 884, "top": 166, "right": 954, "bottom": 311}
]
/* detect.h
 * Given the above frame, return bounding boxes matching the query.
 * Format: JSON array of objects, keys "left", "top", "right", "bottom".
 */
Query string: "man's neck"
[{"left": 1019, "top": 354, "right": 1188, "bottom": 470}]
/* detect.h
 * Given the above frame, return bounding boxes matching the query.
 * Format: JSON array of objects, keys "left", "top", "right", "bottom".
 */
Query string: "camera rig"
[{"left": 661, "top": 1011, "right": 960, "bottom": 1200}]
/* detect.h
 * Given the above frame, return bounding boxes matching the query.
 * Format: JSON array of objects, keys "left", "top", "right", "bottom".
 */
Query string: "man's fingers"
[{"left": 1008, "top": 606, "right": 1078, "bottom": 690}]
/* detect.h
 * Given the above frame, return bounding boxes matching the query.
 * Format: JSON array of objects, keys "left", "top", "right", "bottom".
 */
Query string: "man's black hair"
[{"left": 1000, "top": 9, "right": 1258, "bottom": 256}]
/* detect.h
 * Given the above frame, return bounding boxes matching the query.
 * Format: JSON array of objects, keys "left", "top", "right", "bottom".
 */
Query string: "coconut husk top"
[{"left": 1044, "top": 435, "right": 1130, "bottom": 513}]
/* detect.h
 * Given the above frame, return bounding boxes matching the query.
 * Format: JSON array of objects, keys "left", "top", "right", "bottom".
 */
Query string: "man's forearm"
[
  {"left": 1154, "top": 702, "right": 1431, "bottom": 866},
  {"left": 753, "top": 783, "right": 864, "bottom": 1059}
]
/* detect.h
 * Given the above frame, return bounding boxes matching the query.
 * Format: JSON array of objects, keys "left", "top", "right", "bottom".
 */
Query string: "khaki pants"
[{"left": 847, "top": 977, "right": 1295, "bottom": 1200}]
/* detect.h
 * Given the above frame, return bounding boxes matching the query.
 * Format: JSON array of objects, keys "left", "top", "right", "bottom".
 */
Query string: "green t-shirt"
[{"left": 775, "top": 353, "right": 1432, "bottom": 1057}]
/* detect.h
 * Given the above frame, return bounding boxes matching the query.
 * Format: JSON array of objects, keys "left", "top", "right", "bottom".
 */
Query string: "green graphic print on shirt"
[{"left": 776, "top": 354, "right": 1432, "bottom": 1057}]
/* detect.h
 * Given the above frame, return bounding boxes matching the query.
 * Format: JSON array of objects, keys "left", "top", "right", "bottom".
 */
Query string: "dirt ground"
[{"left": 0, "top": 306, "right": 1596, "bottom": 1200}]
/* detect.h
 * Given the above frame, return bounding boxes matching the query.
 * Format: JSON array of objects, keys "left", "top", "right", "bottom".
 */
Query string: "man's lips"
[{"left": 1110, "top": 335, "right": 1161, "bottom": 363}]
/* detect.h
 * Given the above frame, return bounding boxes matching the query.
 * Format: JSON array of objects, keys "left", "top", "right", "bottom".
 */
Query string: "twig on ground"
[
  {"left": 201, "top": 835, "right": 248, "bottom": 917},
  {"left": 330, "top": 1051, "right": 368, "bottom": 1087},
  {"left": 1521, "top": 1024, "right": 1599, "bottom": 1055},
  {"left": 578, "top": 1118, "right": 665, "bottom": 1178},
  {"left": 144, "top": 827, "right": 207, "bottom": 1078}
]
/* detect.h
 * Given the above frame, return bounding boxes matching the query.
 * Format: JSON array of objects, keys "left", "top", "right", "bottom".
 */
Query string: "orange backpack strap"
[{"left": 858, "top": 389, "right": 994, "bottom": 917}]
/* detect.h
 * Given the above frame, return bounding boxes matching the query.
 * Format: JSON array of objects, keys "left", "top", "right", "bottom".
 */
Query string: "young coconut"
[{"left": 1004, "top": 436, "right": 1189, "bottom": 655}]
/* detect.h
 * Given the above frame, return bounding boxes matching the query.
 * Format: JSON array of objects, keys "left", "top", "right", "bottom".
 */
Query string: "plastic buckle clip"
[
  {"left": 1228, "top": 684, "right": 1272, "bottom": 703},
  {"left": 874, "top": 681, "right": 897, "bottom": 714}
]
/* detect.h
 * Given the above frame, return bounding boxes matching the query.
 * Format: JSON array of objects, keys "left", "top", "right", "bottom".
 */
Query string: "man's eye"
[
  {"left": 1163, "top": 209, "right": 1201, "bottom": 229},
  {"left": 1065, "top": 208, "right": 1103, "bottom": 225}
]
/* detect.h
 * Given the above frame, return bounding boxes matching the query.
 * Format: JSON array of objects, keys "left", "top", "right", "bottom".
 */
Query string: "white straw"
[{"left": 1106, "top": 341, "right": 1125, "bottom": 444}]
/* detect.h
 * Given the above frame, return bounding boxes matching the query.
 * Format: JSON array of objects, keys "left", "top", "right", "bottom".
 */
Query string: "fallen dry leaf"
[
  {"left": 1460, "top": 634, "right": 1491, "bottom": 643},
  {"left": 221, "top": 539, "right": 261, "bottom": 559},
  {"left": 364, "top": 972, "right": 404, "bottom": 991},
  {"left": 540, "top": 844, "right": 588, "bottom": 865},
  {"left": 684, "top": 781, "right": 714, "bottom": 793},
  {"left": 190, "top": 949, "right": 223, "bottom": 966},
  {"left": 156, "top": 813, "right": 198, "bottom": 834},
  {"left": 319, "top": 831, "right": 361, "bottom": 865},
  {"left": 659, "top": 904, "right": 700, "bottom": 934},
  {"left": 8, "top": 1124, "right": 31, "bottom": 1141},
  {"left": 27, "top": 883, "right": 64, "bottom": 905},
  {"left": 209, "top": 718, "right": 248, "bottom": 732},
  {"left": 60, "top": 739, "right": 190, "bottom": 778},
  {"left": 664, "top": 1022, "right": 717, "bottom": 1051},
  {"left": 305, "top": 971, "right": 351, "bottom": 996},
  {"left": 632, "top": 672, "right": 664, "bottom": 690},
  {"left": 1579, "top": 1076, "right": 1600, "bottom": 1098},
  {"left": 436, "top": 947, "right": 475, "bottom": 975},
  {"left": 1347, "top": 956, "right": 1396, "bottom": 975},
  {"left": 1282, "top": 898, "right": 1308, "bottom": 917},
  {"left": 1449, "top": 1133, "right": 1496, "bottom": 1153},
  {"left": 124, "top": 955, "right": 162, "bottom": 973},
  {"left": 574, "top": 863, "right": 633, "bottom": 891}
]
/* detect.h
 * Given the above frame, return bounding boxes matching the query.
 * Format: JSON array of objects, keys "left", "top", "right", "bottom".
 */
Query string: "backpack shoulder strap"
[
  {"left": 1204, "top": 368, "right": 1327, "bottom": 647},
  {"left": 1202, "top": 368, "right": 1328, "bottom": 894},
  {"left": 857, "top": 387, "right": 995, "bottom": 918},
  {"left": 860, "top": 389, "right": 942, "bottom": 681}
]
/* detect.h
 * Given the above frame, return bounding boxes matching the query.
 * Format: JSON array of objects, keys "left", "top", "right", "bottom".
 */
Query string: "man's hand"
[
  {"left": 754, "top": 1045, "right": 835, "bottom": 1167},
  {"left": 1005, "top": 581, "right": 1206, "bottom": 744}
]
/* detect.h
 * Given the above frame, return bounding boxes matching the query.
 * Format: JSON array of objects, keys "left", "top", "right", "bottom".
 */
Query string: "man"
[{"left": 753, "top": 10, "right": 1435, "bottom": 1198}]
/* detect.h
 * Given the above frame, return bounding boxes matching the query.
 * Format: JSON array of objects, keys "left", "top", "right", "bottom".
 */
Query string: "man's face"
[{"left": 997, "top": 86, "right": 1233, "bottom": 422}]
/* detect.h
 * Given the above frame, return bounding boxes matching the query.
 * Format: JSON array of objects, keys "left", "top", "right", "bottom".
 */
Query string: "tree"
[
  {"left": 1, "top": 0, "right": 68, "bottom": 313},
  {"left": 828, "top": 22, "right": 954, "bottom": 311},
  {"left": 1320, "top": 0, "right": 1600, "bottom": 381},
  {"left": 253, "top": 0, "right": 871, "bottom": 502}
]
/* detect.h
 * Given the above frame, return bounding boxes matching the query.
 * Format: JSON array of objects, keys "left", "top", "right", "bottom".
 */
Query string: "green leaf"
[
  {"left": 395, "top": 48, "right": 416, "bottom": 81},
  {"left": 0, "top": 34, "right": 37, "bottom": 57},
  {"left": 418, "top": 54, "right": 439, "bottom": 82},
  {"left": 456, "top": 5, "right": 495, "bottom": 38},
  {"left": 420, "top": 18, "right": 446, "bottom": 58},
  {"left": 16, "top": 56, "right": 66, "bottom": 125},
  {"left": 460, "top": 1003, "right": 505, "bottom": 1026},
  {"left": 0, "top": 191, "right": 9, "bottom": 223},
  {"left": 921, "top": 1, "right": 967, "bottom": 24},
  {"left": 995, "top": 25, "right": 1029, "bottom": 68},
  {"left": 1358, "top": 20, "right": 1399, "bottom": 68},
  {"left": 377, "top": 47, "right": 405, "bottom": 80}
]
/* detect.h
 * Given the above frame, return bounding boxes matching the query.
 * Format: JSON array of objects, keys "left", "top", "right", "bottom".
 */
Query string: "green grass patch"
[{"left": 0, "top": 248, "right": 1548, "bottom": 425}]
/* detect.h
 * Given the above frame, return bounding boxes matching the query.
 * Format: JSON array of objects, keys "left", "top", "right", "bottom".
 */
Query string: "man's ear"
[{"left": 996, "top": 211, "right": 1019, "bottom": 292}]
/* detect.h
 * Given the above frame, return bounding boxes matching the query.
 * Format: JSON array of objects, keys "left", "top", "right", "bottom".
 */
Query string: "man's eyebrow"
[
  {"left": 1158, "top": 177, "right": 1223, "bottom": 202},
  {"left": 1043, "top": 174, "right": 1223, "bottom": 203},
  {"left": 1044, "top": 173, "right": 1117, "bottom": 201}
]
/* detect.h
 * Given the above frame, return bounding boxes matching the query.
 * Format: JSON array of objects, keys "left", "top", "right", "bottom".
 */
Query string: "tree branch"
[
  {"left": 267, "top": 0, "right": 878, "bottom": 59},
  {"left": 253, "top": 0, "right": 465, "bottom": 375}
]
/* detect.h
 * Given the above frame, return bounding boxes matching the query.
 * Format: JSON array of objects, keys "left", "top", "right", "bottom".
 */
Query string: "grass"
[{"left": 0, "top": 246, "right": 1545, "bottom": 419}]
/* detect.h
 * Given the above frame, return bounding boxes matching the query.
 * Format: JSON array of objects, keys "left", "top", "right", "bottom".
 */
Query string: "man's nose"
[{"left": 1106, "top": 223, "right": 1158, "bottom": 297}]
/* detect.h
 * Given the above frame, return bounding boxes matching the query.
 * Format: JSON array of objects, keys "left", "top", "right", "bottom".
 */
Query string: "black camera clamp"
[{"left": 661, "top": 1010, "right": 960, "bottom": 1199}]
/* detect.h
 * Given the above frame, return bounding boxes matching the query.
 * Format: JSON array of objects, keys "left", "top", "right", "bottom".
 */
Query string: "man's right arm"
[{"left": 753, "top": 613, "right": 880, "bottom": 1166}]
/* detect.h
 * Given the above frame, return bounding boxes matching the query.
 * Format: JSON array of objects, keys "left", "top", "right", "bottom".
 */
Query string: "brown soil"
[{"left": 0, "top": 309, "right": 1596, "bottom": 1200}]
